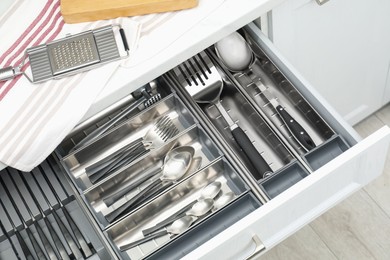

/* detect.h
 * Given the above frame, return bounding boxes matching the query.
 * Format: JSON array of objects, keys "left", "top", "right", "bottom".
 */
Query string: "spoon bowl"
[
  {"left": 187, "top": 198, "right": 214, "bottom": 217},
  {"left": 105, "top": 146, "right": 195, "bottom": 223},
  {"left": 161, "top": 146, "right": 195, "bottom": 181},
  {"left": 199, "top": 181, "right": 222, "bottom": 200},
  {"left": 213, "top": 192, "right": 236, "bottom": 211},
  {"left": 215, "top": 32, "right": 253, "bottom": 72},
  {"left": 167, "top": 215, "right": 198, "bottom": 235}
]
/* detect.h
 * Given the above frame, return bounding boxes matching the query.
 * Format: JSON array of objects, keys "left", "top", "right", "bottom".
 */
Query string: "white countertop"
[{"left": 0, "top": 0, "right": 286, "bottom": 170}]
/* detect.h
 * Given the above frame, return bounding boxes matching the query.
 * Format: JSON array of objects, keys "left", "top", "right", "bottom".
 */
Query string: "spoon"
[
  {"left": 105, "top": 146, "right": 195, "bottom": 223},
  {"left": 130, "top": 156, "right": 204, "bottom": 210},
  {"left": 142, "top": 181, "right": 221, "bottom": 236},
  {"left": 213, "top": 191, "right": 236, "bottom": 211},
  {"left": 215, "top": 32, "right": 316, "bottom": 151},
  {"left": 103, "top": 146, "right": 187, "bottom": 207},
  {"left": 186, "top": 198, "right": 214, "bottom": 216},
  {"left": 215, "top": 32, "right": 253, "bottom": 71},
  {"left": 120, "top": 215, "right": 198, "bottom": 251}
]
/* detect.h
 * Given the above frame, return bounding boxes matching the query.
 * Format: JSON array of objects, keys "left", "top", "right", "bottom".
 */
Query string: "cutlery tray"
[
  {"left": 148, "top": 192, "right": 261, "bottom": 260},
  {"left": 48, "top": 26, "right": 352, "bottom": 259},
  {"left": 106, "top": 158, "right": 249, "bottom": 259}
]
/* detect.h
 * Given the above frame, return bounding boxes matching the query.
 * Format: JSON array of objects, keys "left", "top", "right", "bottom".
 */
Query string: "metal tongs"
[{"left": 0, "top": 24, "right": 129, "bottom": 83}]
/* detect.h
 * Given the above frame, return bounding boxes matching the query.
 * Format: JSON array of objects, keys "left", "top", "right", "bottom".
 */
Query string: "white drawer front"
[{"left": 184, "top": 126, "right": 390, "bottom": 259}]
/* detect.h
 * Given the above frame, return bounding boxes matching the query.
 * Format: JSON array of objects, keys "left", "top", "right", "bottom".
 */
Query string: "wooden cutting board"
[{"left": 60, "top": 0, "right": 199, "bottom": 24}]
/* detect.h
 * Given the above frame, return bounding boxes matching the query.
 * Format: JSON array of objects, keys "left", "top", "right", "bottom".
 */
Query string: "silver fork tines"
[{"left": 144, "top": 115, "right": 179, "bottom": 150}]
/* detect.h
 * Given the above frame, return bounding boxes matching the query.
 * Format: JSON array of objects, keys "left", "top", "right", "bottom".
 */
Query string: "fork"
[
  {"left": 173, "top": 51, "right": 273, "bottom": 179},
  {"left": 72, "top": 84, "right": 162, "bottom": 152},
  {"left": 86, "top": 115, "right": 179, "bottom": 184}
]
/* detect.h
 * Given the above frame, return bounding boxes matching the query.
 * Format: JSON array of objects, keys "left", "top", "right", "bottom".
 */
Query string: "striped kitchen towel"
[{"left": 0, "top": 0, "right": 140, "bottom": 171}]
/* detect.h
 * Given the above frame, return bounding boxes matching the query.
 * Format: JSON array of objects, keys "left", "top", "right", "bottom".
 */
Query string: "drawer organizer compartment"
[
  {"left": 171, "top": 51, "right": 295, "bottom": 182},
  {"left": 61, "top": 93, "right": 196, "bottom": 191},
  {"left": 84, "top": 125, "right": 223, "bottom": 228},
  {"left": 149, "top": 192, "right": 261, "bottom": 260},
  {"left": 231, "top": 29, "right": 351, "bottom": 170},
  {"left": 168, "top": 31, "right": 351, "bottom": 201},
  {"left": 0, "top": 157, "right": 110, "bottom": 260},
  {"left": 106, "top": 158, "right": 249, "bottom": 259},
  {"left": 51, "top": 25, "right": 360, "bottom": 259},
  {"left": 55, "top": 76, "right": 261, "bottom": 259}
]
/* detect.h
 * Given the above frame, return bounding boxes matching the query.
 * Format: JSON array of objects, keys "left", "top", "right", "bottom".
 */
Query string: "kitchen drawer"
[
  {"left": 52, "top": 22, "right": 390, "bottom": 259},
  {"left": 3, "top": 21, "right": 388, "bottom": 260},
  {"left": 180, "top": 23, "right": 390, "bottom": 259}
]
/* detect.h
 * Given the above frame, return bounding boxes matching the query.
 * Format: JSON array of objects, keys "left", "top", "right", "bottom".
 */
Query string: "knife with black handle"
[{"left": 252, "top": 77, "right": 315, "bottom": 151}]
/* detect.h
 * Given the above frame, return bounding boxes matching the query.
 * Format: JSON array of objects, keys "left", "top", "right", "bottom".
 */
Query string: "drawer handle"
[
  {"left": 244, "top": 235, "right": 265, "bottom": 260},
  {"left": 315, "top": 0, "right": 330, "bottom": 5}
]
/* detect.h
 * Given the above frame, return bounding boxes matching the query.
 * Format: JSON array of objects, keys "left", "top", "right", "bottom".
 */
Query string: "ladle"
[
  {"left": 215, "top": 32, "right": 315, "bottom": 151},
  {"left": 120, "top": 215, "right": 198, "bottom": 251},
  {"left": 105, "top": 146, "right": 195, "bottom": 223}
]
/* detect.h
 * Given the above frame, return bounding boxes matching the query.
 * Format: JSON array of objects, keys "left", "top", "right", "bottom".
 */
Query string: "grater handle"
[
  {"left": 119, "top": 28, "right": 130, "bottom": 51},
  {"left": 0, "top": 66, "right": 21, "bottom": 81}
]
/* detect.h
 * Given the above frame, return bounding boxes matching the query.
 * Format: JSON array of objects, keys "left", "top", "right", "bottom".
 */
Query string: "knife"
[{"left": 251, "top": 76, "right": 316, "bottom": 151}]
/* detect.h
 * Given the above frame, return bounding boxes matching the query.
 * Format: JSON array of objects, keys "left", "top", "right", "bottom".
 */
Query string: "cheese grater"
[{"left": 0, "top": 24, "right": 129, "bottom": 83}]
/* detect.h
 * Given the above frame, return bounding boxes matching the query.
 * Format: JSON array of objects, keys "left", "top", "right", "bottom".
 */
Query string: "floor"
[{"left": 261, "top": 104, "right": 390, "bottom": 260}]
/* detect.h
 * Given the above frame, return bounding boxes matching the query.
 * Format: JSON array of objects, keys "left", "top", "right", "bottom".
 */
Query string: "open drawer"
[
  {"left": 48, "top": 23, "right": 389, "bottom": 260},
  {"left": 177, "top": 23, "right": 390, "bottom": 259}
]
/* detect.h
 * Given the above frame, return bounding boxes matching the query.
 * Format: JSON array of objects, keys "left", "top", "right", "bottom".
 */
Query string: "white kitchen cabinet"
[
  {"left": 269, "top": 0, "right": 390, "bottom": 125},
  {"left": 1, "top": 1, "right": 390, "bottom": 259}
]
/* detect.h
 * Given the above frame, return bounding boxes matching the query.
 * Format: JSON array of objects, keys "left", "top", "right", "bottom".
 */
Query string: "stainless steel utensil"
[
  {"left": 85, "top": 114, "right": 179, "bottom": 184},
  {"left": 105, "top": 146, "right": 195, "bottom": 223},
  {"left": 119, "top": 215, "right": 198, "bottom": 251},
  {"left": 0, "top": 24, "right": 129, "bottom": 83},
  {"left": 249, "top": 66, "right": 316, "bottom": 151},
  {"left": 215, "top": 32, "right": 316, "bottom": 151},
  {"left": 173, "top": 51, "right": 273, "bottom": 179},
  {"left": 103, "top": 146, "right": 191, "bottom": 207},
  {"left": 86, "top": 139, "right": 147, "bottom": 184},
  {"left": 101, "top": 150, "right": 202, "bottom": 207},
  {"left": 72, "top": 83, "right": 162, "bottom": 152},
  {"left": 213, "top": 191, "right": 236, "bottom": 211},
  {"left": 142, "top": 181, "right": 221, "bottom": 236},
  {"left": 102, "top": 165, "right": 161, "bottom": 207}
]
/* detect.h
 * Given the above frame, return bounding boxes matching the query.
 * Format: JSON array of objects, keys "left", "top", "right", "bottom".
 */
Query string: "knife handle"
[
  {"left": 231, "top": 126, "right": 273, "bottom": 179},
  {"left": 276, "top": 105, "right": 316, "bottom": 151}
]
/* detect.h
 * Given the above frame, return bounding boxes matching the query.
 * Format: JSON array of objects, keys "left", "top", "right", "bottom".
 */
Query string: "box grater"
[{"left": 0, "top": 24, "right": 129, "bottom": 83}]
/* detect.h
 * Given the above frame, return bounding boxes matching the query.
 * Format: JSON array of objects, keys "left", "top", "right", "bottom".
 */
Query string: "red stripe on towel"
[
  {"left": 0, "top": 17, "right": 65, "bottom": 100},
  {"left": 0, "top": 0, "right": 55, "bottom": 65}
]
